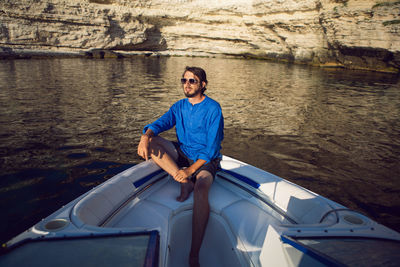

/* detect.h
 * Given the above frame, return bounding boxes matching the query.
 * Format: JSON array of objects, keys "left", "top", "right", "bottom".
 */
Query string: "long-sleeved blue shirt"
[{"left": 143, "top": 95, "right": 224, "bottom": 163}]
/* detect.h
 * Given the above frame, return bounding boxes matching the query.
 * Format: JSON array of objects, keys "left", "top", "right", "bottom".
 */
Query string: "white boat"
[{"left": 1, "top": 156, "right": 400, "bottom": 266}]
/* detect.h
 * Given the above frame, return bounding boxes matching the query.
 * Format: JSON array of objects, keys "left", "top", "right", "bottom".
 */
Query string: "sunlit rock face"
[{"left": 0, "top": 0, "right": 399, "bottom": 72}]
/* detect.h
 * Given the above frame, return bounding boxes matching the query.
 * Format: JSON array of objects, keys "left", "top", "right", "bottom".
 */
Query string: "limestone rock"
[{"left": 0, "top": 0, "right": 399, "bottom": 72}]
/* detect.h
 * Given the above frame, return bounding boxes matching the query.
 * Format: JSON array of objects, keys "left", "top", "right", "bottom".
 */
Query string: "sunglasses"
[{"left": 181, "top": 78, "right": 198, "bottom": 85}]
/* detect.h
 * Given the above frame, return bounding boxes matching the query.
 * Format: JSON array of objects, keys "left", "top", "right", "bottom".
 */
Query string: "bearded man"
[{"left": 137, "top": 66, "right": 224, "bottom": 267}]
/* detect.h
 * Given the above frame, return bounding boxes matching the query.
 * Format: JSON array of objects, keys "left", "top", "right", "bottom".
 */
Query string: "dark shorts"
[{"left": 172, "top": 142, "right": 221, "bottom": 182}]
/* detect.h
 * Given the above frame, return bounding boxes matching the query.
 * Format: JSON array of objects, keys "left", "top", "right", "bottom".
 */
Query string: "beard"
[
  {"left": 184, "top": 91, "right": 198, "bottom": 98},
  {"left": 184, "top": 87, "right": 203, "bottom": 98}
]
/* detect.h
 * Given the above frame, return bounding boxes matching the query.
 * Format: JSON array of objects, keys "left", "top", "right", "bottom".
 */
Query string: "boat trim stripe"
[
  {"left": 134, "top": 169, "right": 164, "bottom": 188},
  {"left": 221, "top": 169, "right": 260, "bottom": 188}
]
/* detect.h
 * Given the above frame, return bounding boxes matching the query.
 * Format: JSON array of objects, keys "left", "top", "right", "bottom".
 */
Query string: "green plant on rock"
[
  {"left": 373, "top": 1, "right": 400, "bottom": 9},
  {"left": 383, "top": 19, "right": 400, "bottom": 26},
  {"left": 89, "top": 0, "right": 114, "bottom": 4}
]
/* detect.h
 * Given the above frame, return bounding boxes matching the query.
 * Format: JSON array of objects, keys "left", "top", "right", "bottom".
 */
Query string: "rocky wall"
[{"left": 0, "top": 0, "right": 399, "bottom": 72}]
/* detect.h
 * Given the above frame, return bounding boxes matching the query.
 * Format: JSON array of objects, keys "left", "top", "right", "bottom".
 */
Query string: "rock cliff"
[{"left": 0, "top": 0, "right": 399, "bottom": 72}]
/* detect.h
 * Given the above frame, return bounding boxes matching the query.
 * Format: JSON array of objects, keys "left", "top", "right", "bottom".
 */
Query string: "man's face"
[{"left": 182, "top": 71, "right": 203, "bottom": 98}]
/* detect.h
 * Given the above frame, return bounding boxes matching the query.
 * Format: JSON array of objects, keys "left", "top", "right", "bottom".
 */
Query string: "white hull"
[{"left": 1, "top": 156, "right": 400, "bottom": 266}]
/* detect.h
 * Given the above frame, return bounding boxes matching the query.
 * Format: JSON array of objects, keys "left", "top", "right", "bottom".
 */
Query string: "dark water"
[{"left": 0, "top": 57, "right": 399, "bottom": 245}]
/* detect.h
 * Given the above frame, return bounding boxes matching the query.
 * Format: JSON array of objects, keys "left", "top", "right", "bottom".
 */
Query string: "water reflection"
[{"left": 0, "top": 57, "right": 399, "bottom": 244}]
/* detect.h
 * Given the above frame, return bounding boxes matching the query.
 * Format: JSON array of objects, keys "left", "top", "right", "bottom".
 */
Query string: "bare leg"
[
  {"left": 177, "top": 180, "right": 194, "bottom": 202},
  {"left": 148, "top": 136, "right": 194, "bottom": 201},
  {"left": 148, "top": 136, "right": 179, "bottom": 176},
  {"left": 189, "top": 170, "right": 213, "bottom": 267}
]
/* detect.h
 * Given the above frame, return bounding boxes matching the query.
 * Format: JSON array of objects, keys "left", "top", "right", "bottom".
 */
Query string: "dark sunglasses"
[{"left": 181, "top": 78, "right": 198, "bottom": 85}]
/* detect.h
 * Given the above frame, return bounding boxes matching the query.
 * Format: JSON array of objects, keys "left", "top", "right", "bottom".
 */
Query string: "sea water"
[{"left": 0, "top": 57, "right": 399, "bottom": 244}]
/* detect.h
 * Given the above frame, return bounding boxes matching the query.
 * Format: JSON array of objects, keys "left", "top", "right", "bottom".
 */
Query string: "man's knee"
[
  {"left": 148, "top": 137, "right": 162, "bottom": 157},
  {"left": 148, "top": 136, "right": 178, "bottom": 160},
  {"left": 194, "top": 171, "right": 213, "bottom": 195},
  {"left": 148, "top": 136, "right": 162, "bottom": 145}
]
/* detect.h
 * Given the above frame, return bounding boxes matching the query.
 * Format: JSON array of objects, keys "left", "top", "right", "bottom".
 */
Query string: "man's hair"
[{"left": 183, "top": 66, "right": 208, "bottom": 94}]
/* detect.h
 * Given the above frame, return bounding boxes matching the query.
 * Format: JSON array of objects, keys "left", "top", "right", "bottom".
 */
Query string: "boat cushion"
[
  {"left": 97, "top": 178, "right": 134, "bottom": 206},
  {"left": 71, "top": 176, "right": 135, "bottom": 227},
  {"left": 111, "top": 199, "right": 171, "bottom": 229},
  {"left": 77, "top": 193, "right": 114, "bottom": 226},
  {"left": 145, "top": 178, "right": 242, "bottom": 216},
  {"left": 145, "top": 178, "right": 194, "bottom": 215}
]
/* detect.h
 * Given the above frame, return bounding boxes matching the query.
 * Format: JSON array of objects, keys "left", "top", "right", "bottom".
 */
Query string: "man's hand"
[
  {"left": 137, "top": 134, "right": 151, "bottom": 160},
  {"left": 138, "top": 130, "right": 154, "bottom": 160},
  {"left": 173, "top": 159, "right": 206, "bottom": 183},
  {"left": 174, "top": 168, "right": 192, "bottom": 183}
]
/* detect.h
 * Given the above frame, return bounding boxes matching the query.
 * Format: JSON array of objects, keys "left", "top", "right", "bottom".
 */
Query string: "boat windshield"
[
  {"left": 0, "top": 231, "right": 159, "bottom": 267},
  {"left": 284, "top": 236, "right": 400, "bottom": 266}
]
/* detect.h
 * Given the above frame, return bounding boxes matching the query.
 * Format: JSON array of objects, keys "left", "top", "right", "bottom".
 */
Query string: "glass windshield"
[
  {"left": 0, "top": 231, "right": 159, "bottom": 267},
  {"left": 297, "top": 238, "right": 400, "bottom": 266}
]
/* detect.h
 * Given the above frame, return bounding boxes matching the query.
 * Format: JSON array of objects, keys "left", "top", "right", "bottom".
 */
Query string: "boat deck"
[
  {"left": 105, "top": 176, "right": 284, "bottom": 267},
  {"left": 3, "top": 157, "right": 400, "bottom": 267},
  {"left": 67, "top": 158, "right": 371, "bottom": 266}
]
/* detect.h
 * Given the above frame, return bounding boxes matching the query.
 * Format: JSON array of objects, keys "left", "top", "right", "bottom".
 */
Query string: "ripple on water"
[{"left": 0, "top": 57, "right": 399, "bottom": 243}]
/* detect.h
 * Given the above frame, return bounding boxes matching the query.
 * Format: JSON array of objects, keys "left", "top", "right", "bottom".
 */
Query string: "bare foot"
[
  {"left": 189, "top": 255, "right": 200, "bottom": 267},
  {"left": 176, "top": 180, "right": 194, "bottom": 202}
]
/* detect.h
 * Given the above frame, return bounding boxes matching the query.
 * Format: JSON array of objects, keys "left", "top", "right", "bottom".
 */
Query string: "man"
[{"left": 137, "top": 66, "right": 224, "bottom": 267}]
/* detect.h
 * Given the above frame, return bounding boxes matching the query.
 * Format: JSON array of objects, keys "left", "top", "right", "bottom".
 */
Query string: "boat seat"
[
  {"left": 145, "top": 178, "right": 194, "bottom": 214},
  {"left": 111, "top": 199, "right": 171, "bottom": 229},
  {"left": 71, "top": 176, "right": 135, "bottom": 228},
  {"left": 71, "top": 160, "right": 164, "bottom": 228},
  {"left": 209, "top": 179, "right": 243, "bottom": 214},
  {"left": 144, "top": 177, "right": 243, "bottom": 216}
]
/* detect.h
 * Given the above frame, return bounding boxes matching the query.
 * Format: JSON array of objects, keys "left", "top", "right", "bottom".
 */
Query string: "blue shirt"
[{"left": 143, "top": 95, "right": 224, "bottom": 163}]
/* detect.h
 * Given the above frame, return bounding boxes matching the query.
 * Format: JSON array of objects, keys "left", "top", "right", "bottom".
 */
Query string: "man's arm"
[
  {"left": 197, "top": 106, "right": 224, "bottom": 163},
  {"left": 137, "top": 129, "right": 154, "bottom": 161},
  {"left": 143, "top": 104, "right": 177, "bottom": 137},
  {"left": 138, "top": 103, "right": 178, "bottom": 160}
]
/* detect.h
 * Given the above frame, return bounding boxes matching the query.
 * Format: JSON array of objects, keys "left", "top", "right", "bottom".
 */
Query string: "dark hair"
[{"left": 182, "top": 66, "right": 208, "bottom": 93}]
